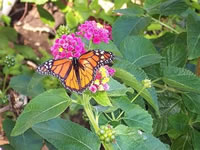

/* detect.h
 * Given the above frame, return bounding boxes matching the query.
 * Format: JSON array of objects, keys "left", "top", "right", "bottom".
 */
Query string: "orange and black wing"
[
  {"left": 37, "top": 58, "right": 85, "bottom": 93},
  {"left": 37, "top": 50, "right": 114, "bottom": 93},
  {"left": 37, "top": 58, "right": 79, "bottom": 92},
  {"left": 76, "top": 50, "right": 114, "bottom": 92},
  {"left": 37, "top": 58, "right": 72, "bottom": 79}
]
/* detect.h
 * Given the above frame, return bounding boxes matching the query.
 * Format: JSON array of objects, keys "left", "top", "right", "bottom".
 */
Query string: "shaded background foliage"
[{"left": 0, "top": 0, "right": 200, "bottom": 150}]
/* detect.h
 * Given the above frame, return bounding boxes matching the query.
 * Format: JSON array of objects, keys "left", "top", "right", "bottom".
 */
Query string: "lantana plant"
[
  {"left": 5, "top": 1, "right": 200, "bottom": 150},
  {"left": 10, "top": 20, "right": 168, "bottom": 150},
  {"left": 49, "top": 21, "right": 118, "bottom": 149}
]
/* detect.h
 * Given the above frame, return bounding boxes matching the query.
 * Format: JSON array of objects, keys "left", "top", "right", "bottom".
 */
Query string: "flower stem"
[
  {"left": 131, "top": 87, "right": 145, "bottom": 103},
  {"left": 152, "top": 77, "right": 162, "bottom": 83},
  {"left": 116, "top": 87, "right": 146, "bottom": 120},
  {"left": 153, "top": 83, "right": 183, "bottom": 93},
  {"left": 82, "top": 94, "right": 113, "bottom": 150},
  {"left": 2, "top": 73, "right": 8, "bottom": 92},
  {"left": 88, "top": 40, "right": 92, "bottom": 50},
  {"left": 82, "top": 94, "right": 99, "bottom": 132},
  {"left": 145, "top": 15, "right": 180, "bottom": 34}
]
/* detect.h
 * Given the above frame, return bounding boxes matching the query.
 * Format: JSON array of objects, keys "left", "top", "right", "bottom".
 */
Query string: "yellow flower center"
[{"left": 59, "top": 47, "right": 63, "bottom": 52}]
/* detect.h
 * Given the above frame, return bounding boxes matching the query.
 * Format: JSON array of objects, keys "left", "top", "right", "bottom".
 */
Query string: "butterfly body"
[{"left": 37, "top": 50, "right": 114, "bottom": 93}]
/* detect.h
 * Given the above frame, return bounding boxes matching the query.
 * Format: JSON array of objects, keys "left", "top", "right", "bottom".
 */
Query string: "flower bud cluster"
[
  {"left": 56, "top": 25, "right": 70, "bottom": 38},
  {"left": 97, "top": 124, "right": 116, "bottom": 143},
  {"left": 142, "top": 79, "right": 152, "bottom": 88},
  {"left": 4, "top": 56, "right": 15, "bottom": 68},
  {"left": 82, "top": 111, "right": 89, "bottom": 121}
]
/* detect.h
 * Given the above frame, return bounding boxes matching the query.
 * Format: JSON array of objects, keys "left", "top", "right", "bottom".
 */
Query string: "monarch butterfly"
[{"left": 37, "top": 50, "right": 114, "bottom": 93}]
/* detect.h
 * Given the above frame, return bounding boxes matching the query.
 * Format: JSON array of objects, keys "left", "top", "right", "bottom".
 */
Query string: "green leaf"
[
  {"left": 113, "top": 97, "right": 153, "bottom": 133},
  {"left": 32, "top": 118, "right": 101, "bottom": 150},
  {"left": 1, "top": 15, "right": 11, "bottom": 26},
  {"left": 168, "top": 113, "right": 189, "bottom": 134},
  {"left": 160, "top": 0, "right": 188, "bottom": 15},
  {"left": 90, "top": 40, "right": 122, "bottom": 57},
  {"left": 144, "top": 0, "right": 188, "bottom": 15},
  {"left": 114, "top": 6, "right": 144, "bottom": 16},
  {"left": 15, "top": 45, "right": 38, "bottom": 61},
  {"left": 153, "top": 116, "right": 169, "bottom": 136},
  {"left": 89, "top": 0, "right": 101, "bottom": 11},
  {"left": 66, "top": 10, "right": 79, "bottom": 29},
  {"left": 171, "top": 135, "right": 193, "bottom": 150},
  {"left": 92, "top": 91, "right": 112, "bottom": 106},
  {"left": 153, "top": 32, "right": 176, "bottom": 50},
  {"left": 107, "top": 78, "right": 133, "bottom": 97},
  {"left": 114, "top": 61, "right": 159, "bottom": 114},
  {"left": 192, "top": 129, "right": 200, "bottom": 150},
  {"left": 120, "top": 36, "right": 162, "bottom": 67},
  {"left": 144, "top": 0, "right": 162, "bottom": 14},
  {"left": 3, "top": 118, "right": 43, "bottom": 150},
  {"left": 163, "top": 66, "right": 200, "bottom": 93},
  {"left": 157, "top": 92, "right": 181, "bottom": 115},
  {"left": 9, "top": 74, "right": 45, "bottom": 97},
  {"left": 161, "top": 33, "right": 187, "bottom": 67},
  {"left": 27, "top": 73, "right": 45, "bottom": 97},
  {"left": 0, "top": 26, "right": 17, "bottom": 42},
  {"left": 114, "top": 0, "right": 129, "bottom": 9},
  {"left": 112, "top": 16, "right": 151, "bottom": 48},
  {"left": 187, "top": 14, "right": 200, "bottom": 60},
  {"left": 74, "top": 0, "right": 89, "bottom": 11},
  {"left": 21, "top": 0, "right": 48, "bottom": 5},
  {"left": 9, "top": 75, "right": 31, "bottom": 95},
  {"left": 11, "top": 89, "right": 71, "bottom": 136},
  {"left": 37, "top": 5, "right": 55, "bottom": 28},
  {"left": 46, "top": 141, "right": 57, "bottom": 150},
  {"left": 182, "top": 93, "right": 200, "bottom": 114},
  {"left": 113, "top": 125, "right": 169, "bottom": 150},
  {"left": 99, "top": 11, "right": 115, "bottom": 24},
  {"left": 0, "top": 145, "right": 14, "bottom": 150}
]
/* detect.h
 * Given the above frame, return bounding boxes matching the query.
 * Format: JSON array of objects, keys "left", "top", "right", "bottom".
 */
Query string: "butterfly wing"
[
  {"left": 37, "top": 58, "right": 80, "bottom": 92},
  {"left": 77, "top": 50, "right": 114, "bottom": 92},
  {"left": 37, "top": 58, "right": 72, "bottom": 79},
  {"left": 37, "top": 50, "right": 114, "bottom": 93}
]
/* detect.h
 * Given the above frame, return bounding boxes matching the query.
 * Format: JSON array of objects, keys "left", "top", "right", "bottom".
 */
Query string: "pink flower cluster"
[
  {"left": 76, "top": 21, "right": 110, "bottom": 44},
  {"left": 89, "top": 65, "right": 116, "bottom": 93},
  {"left": 50, "top": 34, "right": 86, "bottom": 59}
]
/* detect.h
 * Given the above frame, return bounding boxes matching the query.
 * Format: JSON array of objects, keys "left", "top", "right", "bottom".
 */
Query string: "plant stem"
[
  {"left": 88, "top": 40, "right": 92, "bottom": 50},
  {"left": 2, "top": 73, "right": 8, "bottom": 92},
  {"left": 146, "top": 15, "right": 180, "bottom": 34},
  {"left": 111, "top": 112, "right": 115, "bottom": 120},
  {"left": 152, "top": 77, "right": 162, "bottom": 83},
  {"left": 82, "top": 94, "right": 99, "bottom": 132},
  {"left": 82, "top": 94, "right": 113, "bottom": 150},
  {"left": 131, "top": 87, "right": 145, "bottom": 103},
  {"left": 153, "top": 83, "right": 183, "bottom": 93},
  {"left": 116, "top": 87, "right": 146, "bottom": 120},
  {"left": 102, "top": 143, "right": 113, "bottom": 150},
  {"left": 104, "top": 113, "right": 113, "bottom": 121}
]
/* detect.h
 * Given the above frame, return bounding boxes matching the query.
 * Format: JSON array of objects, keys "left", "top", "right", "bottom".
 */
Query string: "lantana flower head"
[
  {"left": 76, "top": 21, "right": 110, "bottom": 44},
  {"left": 50, "top": 33, "right": 86, "bottom": 59},
  {"left": 89, "top": 65, "right": 116, "bottom": 93}
]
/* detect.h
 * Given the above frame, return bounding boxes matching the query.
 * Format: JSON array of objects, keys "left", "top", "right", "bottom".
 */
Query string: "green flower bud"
[
  {"left": 100, "top": 129, "right": 105, "bottom": 134},
  {"left": 142, "top": 79, "right": 152, "bottom": 88},
  {"left": 56, "top": 25, "right": 70, "bottom": 37},
  {"left": 98, "top": 124, "right": 116, "bottom": 143},
  {"left": 4, "top": 56, "right": 15, "bottom": 68},
  {"left": 82, "top": 111, "right": 89, "bottom": 121},
  {"left": 111, "top": 135, "right": 115, "bottom": 140},
  {"left": 105, "top": 138, "right": 110, "bottom": 143},
  {"left": 100, "top": 136, "right": 104, "bottom": 141}
]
